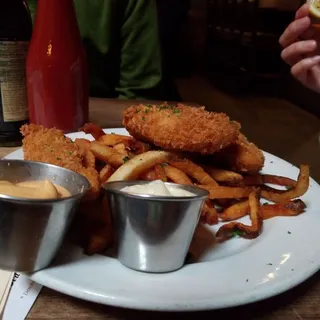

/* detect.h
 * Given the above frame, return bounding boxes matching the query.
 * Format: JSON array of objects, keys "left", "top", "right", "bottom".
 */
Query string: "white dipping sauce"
[{"left": 121, "top": 180, "right": 195, "bottom": 197}]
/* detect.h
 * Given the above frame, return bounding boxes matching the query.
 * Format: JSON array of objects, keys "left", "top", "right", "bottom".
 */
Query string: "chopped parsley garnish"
[
  {"left": 67, "top": 151, "right": 72, "bottom": 155},
  {"left": 123, "top": 156, "right": 130, "bottom": 163},
  {"left": 144, "top": 109, "right": 150, "bottom": 114},
  {"left": 161, "top": 163, "right": 167, "bottom": 168},
  {"left": 135, "top": 109, "right": 141, "bottom": 114},
  {"left": 173, "top": 108, "right": 181, "bottom": 114},
  {"left": 262, "top": 202, "right": 268, "bottom": 206},
  {"left": 232, "top": 230, "right": 246, "bottom": 237},
  {"left": 142, "top": 116, "right": 146, "bottom": 121},
  {"left": 158, "top": 105, "right": 170, "bottom": 110},
  {"left": 146, "top": 104, "right": 152, "bottom": 107}
]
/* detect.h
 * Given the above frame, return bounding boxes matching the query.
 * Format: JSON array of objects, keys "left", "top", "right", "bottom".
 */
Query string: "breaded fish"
[
  {"left": 123, "top": 103, "right": 241, "bottom": 155},
  {"left": 212, "top": 133, "right": 265, "bottom": 174},
  {"left": 20, "top": 124, "right": 100, "bottom": 200}
]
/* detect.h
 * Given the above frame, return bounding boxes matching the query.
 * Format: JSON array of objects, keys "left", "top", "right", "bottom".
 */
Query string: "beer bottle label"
[{"left": 0, "top": 41, "right": 29, "bottom": 122}]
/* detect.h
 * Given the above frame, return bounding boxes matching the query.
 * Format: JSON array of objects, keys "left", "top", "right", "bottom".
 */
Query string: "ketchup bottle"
[{"left": 26, "top": 0, "right": 89, "bottom": 132}]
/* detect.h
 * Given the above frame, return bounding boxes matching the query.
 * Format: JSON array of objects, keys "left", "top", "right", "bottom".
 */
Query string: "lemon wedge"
[{"left": 310, "top": 0, "right": 320, "bottom": 19}]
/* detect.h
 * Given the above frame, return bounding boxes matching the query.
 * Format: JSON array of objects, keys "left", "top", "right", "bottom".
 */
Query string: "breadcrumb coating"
[
  {"left": 123, "top": 103, "right": 241, "bottom": 155},
  {"left": 20, "top": 124, "right": 100, "bottom": 200}
]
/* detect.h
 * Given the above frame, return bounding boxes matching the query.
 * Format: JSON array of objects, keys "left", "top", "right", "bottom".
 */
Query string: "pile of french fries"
[{"left": 74, "top": 123, "right": 310, "bottom": 254}]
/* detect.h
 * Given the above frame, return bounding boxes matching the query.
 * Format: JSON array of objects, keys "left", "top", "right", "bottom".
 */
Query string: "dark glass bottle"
[{"left": 0, "top": 0, "right": 32, "bottom": 146}]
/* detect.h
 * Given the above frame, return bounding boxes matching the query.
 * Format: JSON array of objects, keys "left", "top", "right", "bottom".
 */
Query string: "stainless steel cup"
[
  {"left": 103, "top": 181, "right": 209, "bottom": 273},
  {"left": 0, "top": 160, "right": 90, "bottom": 272}
]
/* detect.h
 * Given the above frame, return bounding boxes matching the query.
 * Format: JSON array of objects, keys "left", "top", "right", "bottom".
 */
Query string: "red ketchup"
[{"left": 26, "top": 0, "right": 88, "bottom": 132}]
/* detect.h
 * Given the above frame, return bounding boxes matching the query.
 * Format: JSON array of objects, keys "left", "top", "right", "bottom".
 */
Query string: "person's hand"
[{"left": 280, "top": 2, "right": 320, "bottom": 93}]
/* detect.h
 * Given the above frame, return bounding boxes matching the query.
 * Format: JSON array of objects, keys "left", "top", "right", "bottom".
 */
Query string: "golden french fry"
[
  {"left": 204, "top": 166, "right": 243, "bottom": 184},
  {"left": 219, "top": 198, "right": 306, "bottom": 222},
  {"left": 91, "top": 141, "right": 127, "bottom": 168},
  {"left": 140, "top": 168, "right": 158, "bottom": 181},
  {"left": 113, "top": 143, "right": 130, "bottom": 157},
  {"left": 309, "top": 0, "right": 320, "bottom": 19},
  {"left": 129, "top": 140, "right": 152, "bottom": 155},
  {"left": 219, "top": 200, "right": 249, "bottom": 221},
  {"left": 78, "top": 194, "right": 114, "bottom": 255},
  {"left": 170, "top": 159, "right": 218, "bottom": 185},
  {"left": 99, "top": 164, "right": 115, "bottom": 185},
  {"left": 154, "top": 164, "right": 167, "bottom": 182},
  {"left": 108, "top": 151, "right": 174, "bottom": 182},
  {"left": 260, "top": 199, "right": 306, "bottom": 220},
  {"left": 81, "top": 123, "right": 105, "bottom": 140},
  {"left": 216, "top": 190, "right": 262, "bottom": 242},
  {"left": 215, "top": 198, "right": 235, "bottom": 208},
  {"left": 163, "top": 164, "right": 192, "bottom": 185},
  {"left": 243, "top": 174, "right": 297, "bottom": 187},
  {"left": 260, "top": 165, "right": 309, "bottom": 203},
  {"left": 98, "top": 134, "right": 133, "bottom": 147},
  {"left": 162, "top": 162, "right": 218, "bottom": 223},
  {"left": 198, "top": 185, "right": 254, "bottom": 199},
  {"left": 200, "top": 200, "right": 219, "bottom": 225},
  {"left": 74, "top": 138, "right": 91, "bottom": 151},
  {"left": 85, "top": 224, "right": 113, "bottom": 255}
]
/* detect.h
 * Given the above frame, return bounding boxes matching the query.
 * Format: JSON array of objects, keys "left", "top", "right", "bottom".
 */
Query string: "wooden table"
[{"left": 1, "top": 98, "right": 320, "bottom": 319}]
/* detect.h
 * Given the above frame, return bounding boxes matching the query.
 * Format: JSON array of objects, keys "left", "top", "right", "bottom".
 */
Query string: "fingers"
[
  {"left": 295, "top": 2, "right": 317, "bottom": 40},
  {"left": 291, "top": 56, "right": 320, "bottom": 82},
  {"left": 295, "top": 3, "right": 310, "bottom": 20},
  {"left": 279, "top": 16, "right": 311, "bottom": 48},
  {"left": 281, "top": 40, "right": 317, "bottom": 66}
]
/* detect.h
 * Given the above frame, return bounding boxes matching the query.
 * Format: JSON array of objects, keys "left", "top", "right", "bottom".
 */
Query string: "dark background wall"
[{"left": 158, "top": 0, "right": 319, "bottom": 118}]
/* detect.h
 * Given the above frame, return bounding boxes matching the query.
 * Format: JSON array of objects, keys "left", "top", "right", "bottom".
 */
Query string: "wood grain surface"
[{"left": 1, "top": 98, "right": 319, "bottom": 320}]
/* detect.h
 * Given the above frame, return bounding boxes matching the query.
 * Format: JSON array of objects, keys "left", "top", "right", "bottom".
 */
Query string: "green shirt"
[{"left": 27, "top": 0, "right": 177, "bottom": 100}]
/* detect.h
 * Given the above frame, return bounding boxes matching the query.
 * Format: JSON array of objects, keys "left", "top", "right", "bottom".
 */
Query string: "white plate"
[{"left": 5, "top": 128, "right": 320, "bottom": 311}]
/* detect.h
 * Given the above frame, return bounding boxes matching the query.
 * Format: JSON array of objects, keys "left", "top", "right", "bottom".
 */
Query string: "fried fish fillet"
[
  {"left": 20, "top": 124, "right": 100, "bottom": 200},
  {"left": 123, "top": 103, "right": 241, "bottom": 155},
  {"left": 212, "top": 133, "right": 265, "bottom": 174}
]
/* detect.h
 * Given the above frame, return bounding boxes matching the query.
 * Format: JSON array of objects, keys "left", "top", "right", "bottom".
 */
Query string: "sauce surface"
[
  {"left": 0, "top": 179, "right": 71, "bottom": 199},
  {"left": 121, "top": 180, "right": 195, "bottom": 197}
]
